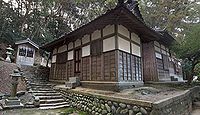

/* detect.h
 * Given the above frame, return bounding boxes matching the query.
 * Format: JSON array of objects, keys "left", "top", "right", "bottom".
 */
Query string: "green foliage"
[
  {"left": 172, "top": 24, "right": 200, "bottom": 83},
  {"left": 139, "top": 0, "right": 199, "bottom": 40},
  {"left": 194, "top": 63, "right": 200, "bottom": 77},
  {"left": 0, "top": 0, "right": 199, "bottom": 46},
  {"left": 0, "top": 0, "right": 117, "bottom": 45},
  {"left": 172, "top": 24, "right": 200, "bottom": 59}
]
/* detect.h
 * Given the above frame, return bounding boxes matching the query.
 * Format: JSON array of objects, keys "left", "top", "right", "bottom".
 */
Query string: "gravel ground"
[
  {"left": 191, "top": 109, "right": 200, "bottom": 115},
  {"left": 0, "top": 108, "right": 84, "bottom": 115},
  {"left": 0, "top": 108, "right": 62, "bottom": 115},
  {"left": 70, "top": 85, "right": 185, "bottom": 102}
]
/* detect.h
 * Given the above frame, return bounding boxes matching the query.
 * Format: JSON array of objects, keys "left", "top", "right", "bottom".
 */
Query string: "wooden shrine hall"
[{"left": 41, "top": 1, "right": 183, "bottom": 91}]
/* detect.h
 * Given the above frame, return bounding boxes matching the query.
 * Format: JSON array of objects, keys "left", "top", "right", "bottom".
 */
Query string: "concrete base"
[
  {"left": 81, "top": 81, "right": 144, "bottom": 92},
  {"left": 145, "top": 81, "right": 187, "bottom": 85},
  {"left": 2, "top": 97, "right": 24, "bottom": 109},
  {"left": 65, "top": 82, "right": 77, "bottom": 89}
]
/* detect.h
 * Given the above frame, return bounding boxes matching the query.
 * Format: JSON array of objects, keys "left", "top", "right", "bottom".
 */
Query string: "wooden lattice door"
[{"left": 74, "top": 48, "right": 81, "bottom": 76}]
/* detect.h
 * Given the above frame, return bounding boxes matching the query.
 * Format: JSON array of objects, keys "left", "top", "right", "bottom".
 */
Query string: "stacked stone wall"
[
  {"left": 56, "top": 86, "right": 200, "bottom": 115},
  {"left": 56, "top": 88, "right": 152, "bottom": 115},
  {"left": 21, "top": 65, "right": 49, "bottom": 81},
  {"left": 151, "top": 86, "right": 200, "bottom": 115}
]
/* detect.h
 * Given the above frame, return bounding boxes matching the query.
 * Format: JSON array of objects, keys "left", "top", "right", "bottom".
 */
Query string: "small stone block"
[
  {"left": 65, "top": 82, "right": 77, "bottom": 89},
  {"left": 0, "top": 105, "right": 3, "bottom": 111},
  {"left": 5, "top": 99, "right": 21, "bottom": 105}
]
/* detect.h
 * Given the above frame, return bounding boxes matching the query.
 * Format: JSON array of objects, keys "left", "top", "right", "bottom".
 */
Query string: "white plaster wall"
[
  {"left": 118, "top": 37, "right": 130, "bottom": 53},
  {"left": 82, "top": 34, "right": 90, "bottom": 44},
  {"left": 103, "top": 25, "right": 114, "bottom": 37},
  {"left": 161, "top": 49, "right": 167, "bottom": 55},
  {"left": 155, "top": 46, "right": 161, "bottom": 52},
  {"left": 52, "top": 55, "right": 56, "bottom": 63},
  {"left": 167, "top": 52, "right": 170, "bottom": 56},
  {"left": 166, "top": 48, "right": 169, "bottom": 52},
  {"left": 16, "top": 44, "right": 35, "bottom": 66},
  {"left": 68, "top": 51, "right": 73, "bottom": 60},
  {"left": 155, "top": 52, "right": 162, "bottom": 59},
  {"left": 68, "top": 42, "right": 73, "bottom": 50},
  {"left": 161, "top": 44, "right": 165, "bottom": 50},
  {"left": 91, "top": 30, "right": 101, "bottom": 40},
  {"left": 154, "top": 41, "right": 160, "bottom": 46},
  {"left": 131, "top": 43, "right": 141, "bottom": 57},
  {"left": 75, "top": 39, "right": 81, "bottom": 47},
  {"left": 82, "top": 45, "right": 90, "bottom": 57},
  {"left": 103, "top": 36, "right": 115, "bottom": 52},
  {"left": 53, "top": 48, "right": 57, "bottom": 54},
  {"left": 131, "top": 32, "right": 140, "bottom": 44},
  {"left": 118, "top": 25, "right": 129, "bottom": 38},
  {"left": 58, "top": 45, "right": 67, "bottom": 53},
  {"left": 169, "top": 68, "right": 183, "bottom": 81}
]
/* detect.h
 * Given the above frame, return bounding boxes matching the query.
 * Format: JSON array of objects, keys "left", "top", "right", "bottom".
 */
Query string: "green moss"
[
  {"left": 59, "top": 107, "right": 88, "bottom": 115},
  {"left": 59, "top": 108, "right": 74, "bottom": 114}
]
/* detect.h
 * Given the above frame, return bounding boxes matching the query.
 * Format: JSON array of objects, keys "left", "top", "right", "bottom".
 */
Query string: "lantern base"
[{"left": 2, "top": 97, "right": 23, "bottom": 109}]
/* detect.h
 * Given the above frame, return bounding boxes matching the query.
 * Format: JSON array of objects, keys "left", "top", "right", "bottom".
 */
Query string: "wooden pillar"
[{"left": 115, "top": 24, "right": 119, "bottom": 81}]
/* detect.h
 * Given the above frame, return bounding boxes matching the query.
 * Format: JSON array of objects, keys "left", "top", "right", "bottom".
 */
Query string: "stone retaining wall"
[
  {"left": 56, "top": 86, "right": 200, "bottom": 115},
  {"left": 21, "top": 65, "right": 49, "bottom": 81},
  {"left": 56, "top": 88, "right": 152, "bottom": 115},
  {"left": 151, "top": 86, "right": 200, "bottom": 115}
]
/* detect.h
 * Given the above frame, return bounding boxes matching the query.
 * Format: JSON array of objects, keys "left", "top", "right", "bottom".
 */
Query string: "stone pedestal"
[{"left": 3, "top": 97, "right": 23, "bottom": 109}]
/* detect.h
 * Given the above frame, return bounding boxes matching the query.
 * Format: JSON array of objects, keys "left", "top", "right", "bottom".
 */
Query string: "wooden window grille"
[
  {"left": 19, "top": 48, "right": 26, "bottom": 56},
  {"left": 27, "top": 49, "right": 34, "bottom": 57}
]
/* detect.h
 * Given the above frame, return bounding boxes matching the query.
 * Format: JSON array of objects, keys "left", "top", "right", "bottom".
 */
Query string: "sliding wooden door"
[{"left": 74, "top": 48, "right": 81, "bottom": 76}]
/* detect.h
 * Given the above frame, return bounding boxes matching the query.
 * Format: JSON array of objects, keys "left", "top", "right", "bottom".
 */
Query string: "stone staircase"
[{"left": 25, "top": 75, "right": 69, "bottom": 110}]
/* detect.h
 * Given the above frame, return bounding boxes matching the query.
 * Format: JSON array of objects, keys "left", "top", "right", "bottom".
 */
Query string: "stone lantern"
[
  {"left": 10, "top": 69, "right": 22, "bottom": 97},
  {"left": 5, "top": 45, "right": 14, "bottom": 63},
  {"left": 3, "top": 69, "right": 24, "bottom": 109}
]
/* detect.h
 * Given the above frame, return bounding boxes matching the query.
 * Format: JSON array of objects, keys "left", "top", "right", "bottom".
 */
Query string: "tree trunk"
[
  {"left": 187, "top": 72, "right": 193, "bottom": 85},
  {"left": 187, "top": 64, "right": 195, "bottom": 85}
]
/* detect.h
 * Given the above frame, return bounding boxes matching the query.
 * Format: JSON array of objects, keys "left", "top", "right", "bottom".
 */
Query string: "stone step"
[
  {"left": 30, "top": 90, "right": 57, "bottom": 93},
  {"left": 0, "top": 105, "right": 3, "bottom": 110},
  {"left": 193, "top": 102, "right": 200, "bottom": 109},
  {"left": 28, "top": 82, "right": 49, "bottom": 85},
  {"left": 32, "top": 88, "right": 54, "bottom": 91},
  {"left": 40, "top": 101, "right": 68, "bottom": 107},
  {"left": 37, "top": 95, "right": 63, "bottom": 100},
  {"left": 30, "top": 86, "right": 53, "bottom": 89},
  {"left": 40, "top": 99, "right": 65, "bottom": 104},
  {"left": 34, "top": 93, "right": 61, "bottom": 96},
  {"left": 39, "top": 104, "right": 70, "bottom": 110},
  {"left": 28, "top": 80, "right": 48, "bottom": 83},
  {"left": 29, "top": 83, "right": 53, "bottom": 86}
]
